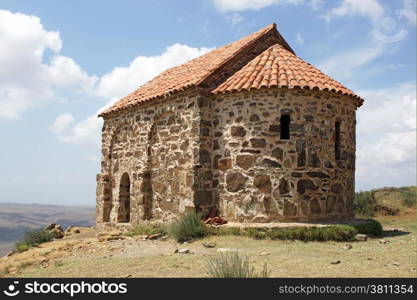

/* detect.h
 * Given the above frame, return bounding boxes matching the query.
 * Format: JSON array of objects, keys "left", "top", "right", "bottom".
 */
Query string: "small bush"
[
  {"left": 15, "top": 243, "right": 29, "bottom": 253},
  {"left": 267, "top": 225, "right": 357, "bottom": 242},
  {"left": 168, "top": 211, "right": 205, "bottom": 242},
  {"left": 204, "top": 226, "right": 241, "bottom": 236},
  {"left": 353, "top": 219, "right": 383, "bottom": 237},
  {"left": 399, "top": 187, "right": 417, "bottom": 207},
  {"left": 206, "top": 252, "right": 269, "bottom": 278},
  {"left": 243, "top": 228, "right": 268, "bottom": 240},
  {"left": 15, "top": 229, "right": 54, "bottom": 252},
  {"left": 127, "top": 222, "right": 167, "bottom": 237},
  {"left": 204, "top": 221, "right": 382, "bottom": 242},
  {"left": 354, "top": 191, "right": 377, "bottom": 217}
]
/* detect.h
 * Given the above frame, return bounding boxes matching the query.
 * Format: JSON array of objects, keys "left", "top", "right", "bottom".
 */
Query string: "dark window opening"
[
  {"left": 335, "top": 121, "right": 341, "bottom": 160},
  {"left": 117, "top": 172, "right": 131, "bottom": 223},
  {"left": 280, "top": 115, "right": 290, "bottom": 139}
]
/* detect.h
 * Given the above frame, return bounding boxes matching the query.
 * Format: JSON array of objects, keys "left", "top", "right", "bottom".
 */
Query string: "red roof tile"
[
  {"left": 100, "top": 24, "right": 280, "bottom": 116},
  {"left": 212, "top": 44, "right": 363, "bottom": 105},
  {"left": 100, "top": 24, "right": 362, "bottom": 117}
]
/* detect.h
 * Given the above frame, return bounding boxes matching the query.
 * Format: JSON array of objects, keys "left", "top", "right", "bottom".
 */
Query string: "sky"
[{"left": 0, "top": 0, "right": 415, "bottom": 206}]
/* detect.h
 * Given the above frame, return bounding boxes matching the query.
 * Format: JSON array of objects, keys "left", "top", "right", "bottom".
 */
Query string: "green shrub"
[
  {"left": 15, "top": 229, "right": 54, "bottom": 252},
  {"left": 242, "top": 228, "right": 268, "bottom": 240},
  {"left": 206, "top": 252, "right": 269, "bottom": 278},
  {"left": 399, "top": 188, "right": 417, "bottom": 207},
  {"left": 354, "top": 191, "right": 377, "bottom": 216},
  {"left": 353, "top": 219, "right": 383, "bottom": 237},
  {"left": 127, "top": 222, "right": 167, "bottom": 237},
  {"left": 168, "top": 211, "right": 206, "bottom": 242},
  {"left": 204, "top": 220, "right": 382, "bottom": 242},
  {"left": 15, "top": 243, "right": 29, "bottom": 253},
  {"left": 266, "top": 225, "right": 357, "bottom": 242},
  {"left": 204, "top": 226, "right": 241, "bottom": 236}
]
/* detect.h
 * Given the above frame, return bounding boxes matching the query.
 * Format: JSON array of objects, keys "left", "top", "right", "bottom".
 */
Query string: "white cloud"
[
  {"left": 323, "top": 0, "right": 385, "bottom": 23},
  {"left": 52, "top": 44, "right": 213, "bottom": 148},
  {"left": 0, "top": 10, "right": 212, "bottom": 148},
  {"left": 398, "top": 0, "right": 416, "bottom": 25},
  {"left": 317, "top": 43, "right": 384, "bottom": 80},
  {"left": 309, "top": 0, "right": 324, "bottom": 11},
  {"left": 295, "top": 32, "right": 305, "bottom": 44},
  {"left": 213, "top": 0, "right": 303, "bottom": 12},
  {"left": 0, "top": 10, "right": 96, "bottom": 119},
  {"left": 95, "top": 43, "right": 212, "bottom": 100},
  {"left": 212, "top": 0, "right": 326, "bottom": 12},
  {"left": 50, "top": 113, "right": 74, "bottom": 135},
  {"left": 51, "top": 112, "right": 102, "bottom": 147},
  {"left": 48, "top": 55, "right": 97, "bottom": 92},
  {"left": 356, "top": 82, "right": 416, "bottom": 190},
  {"left": 226, "top": 12, "right": 245, "bottom": 25}
]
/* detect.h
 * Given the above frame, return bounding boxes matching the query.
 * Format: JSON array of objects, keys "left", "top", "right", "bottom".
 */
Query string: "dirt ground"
[{"left": 1, "top": 214, "right": 415, "bottom": 278}]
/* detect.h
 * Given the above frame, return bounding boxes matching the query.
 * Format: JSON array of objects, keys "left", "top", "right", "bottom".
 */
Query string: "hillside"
[
  {"left": 373, "top": 186, "right": 417, "bottom": 211},
  {"left": 0, "top": 213, "right": 415, "bottom": 278},
  {"left": 0, "top": 186, "right": 415, "bottom": 278},
  {"left": 354, "top": 186, "right": 416, "bottom": 217},
  {"left": 0, "top": 203, "right": 95, "bottom": 256}
]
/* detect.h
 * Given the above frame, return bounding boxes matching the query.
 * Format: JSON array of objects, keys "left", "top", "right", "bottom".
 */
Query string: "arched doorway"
[{"left": 118, "top": 172, "right": 131, "bottom": 223}]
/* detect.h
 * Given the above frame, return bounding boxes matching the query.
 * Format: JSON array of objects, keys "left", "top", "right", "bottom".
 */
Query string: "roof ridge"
[
  {"left": 99, "top": 23, "right": 362, "bottom": 117},
  {"left": 211, "top": 43, "right": 363, "bottom": 105},
  {"left": 195, "top": 23, "right": 278, "bottom": 86}
]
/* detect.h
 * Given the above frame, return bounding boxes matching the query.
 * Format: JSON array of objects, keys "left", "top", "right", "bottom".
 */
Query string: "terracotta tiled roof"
[
  {"left": 100, "top": 24, "right": 362, "bottom": 117},
  {"left": 212, "top": 44, "right": 363, "bottom": 105},
  {"left": 100, "top": 24, "right": 280, "bottom": 116}
]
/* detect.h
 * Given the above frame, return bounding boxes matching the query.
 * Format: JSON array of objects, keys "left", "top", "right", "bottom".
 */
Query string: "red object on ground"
[{"left": 204, "top": 216, "right": 227, "bottom": 225}]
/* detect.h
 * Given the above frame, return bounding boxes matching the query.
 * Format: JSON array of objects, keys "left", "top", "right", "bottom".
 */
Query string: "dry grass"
[{"left": 5, "top": 213, "right": 415, "bottom": 278}]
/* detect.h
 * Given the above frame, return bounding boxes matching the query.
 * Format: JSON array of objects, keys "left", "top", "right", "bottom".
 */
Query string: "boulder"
[
  {"left": 355, "top": 234, "right": 368, "bottom": 241},
  {"left": 97, "top": 231, "right": 125, "bottom": 242},
  {"left": 148, "top": 233, "right": 161, "bottom": 240},
  {"left": 45, "top": 223, "right": 64, "bottom": 239},
  {"left": 176, "top": 249, "right": 191, "bottom": 254},
  {"left": 202, "top": 242, "right": 217, "bottom": 248}
]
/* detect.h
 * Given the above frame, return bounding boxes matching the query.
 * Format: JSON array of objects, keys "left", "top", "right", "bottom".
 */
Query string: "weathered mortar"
[
  {"left": 210, "top": 88, "right": 357, "bottom": 222},
  {"left": 96, "top": 89, "right": 206, "bottom": 231},
  {"left": 96, "top": 86, "right": 358, "bottom": 230}
]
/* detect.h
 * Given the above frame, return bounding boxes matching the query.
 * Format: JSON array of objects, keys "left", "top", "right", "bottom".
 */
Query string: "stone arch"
[
  {"left": 106, "top": 123, "right": 134, "bottom": 223},
  {"left": 101, "top": 174, "right": 112, "bottom": 223},
  {"left": 117, "top": 172, "right": 131, "bottom": 223},
  {"left": 145, "top": 111, "right": 187, "bottom": 219},
  {"left": 101, "top": 125, "right": 127, "bottom": 223}
]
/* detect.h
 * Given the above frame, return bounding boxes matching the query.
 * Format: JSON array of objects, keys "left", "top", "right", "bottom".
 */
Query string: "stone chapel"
[{"left": 96, "top": 23, "right": 363, "bottom": 231}]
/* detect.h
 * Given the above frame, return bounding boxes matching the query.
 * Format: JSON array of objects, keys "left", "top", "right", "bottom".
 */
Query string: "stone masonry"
[{"left": 95, "top": 24, "right": 363, "bottom": 230}]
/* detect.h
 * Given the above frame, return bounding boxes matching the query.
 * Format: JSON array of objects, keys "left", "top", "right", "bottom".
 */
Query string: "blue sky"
[{"left": 0, "top": 0, "right": 415, "bottom": 206}]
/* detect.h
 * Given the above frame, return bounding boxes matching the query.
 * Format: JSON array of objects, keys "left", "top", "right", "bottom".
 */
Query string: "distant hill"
[
  {"left": 372, "top": 186, "right": 417, "bottom": 211},
  {"left": 354, "top": 186, "right": 416, "bottom": 217},
  {"left": 0, "top": 203, "right": 95, "bottom": 256}
]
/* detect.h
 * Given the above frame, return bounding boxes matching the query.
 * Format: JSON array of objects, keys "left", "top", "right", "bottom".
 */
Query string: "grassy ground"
[{"left": 4, "top": 213, "right": 415, "bottom": 278}]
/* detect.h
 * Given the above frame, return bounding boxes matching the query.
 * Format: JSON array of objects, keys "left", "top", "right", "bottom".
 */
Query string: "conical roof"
[{"left": 100, "top": 24, "right": 362, "bottom": 117}]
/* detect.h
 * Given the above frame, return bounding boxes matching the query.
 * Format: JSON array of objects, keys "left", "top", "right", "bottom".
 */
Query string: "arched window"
[
  {"left": 280, "top": 114, "right": 290, "bottom": 139},
  {"left": 117, "top": 172, "right": 131, "bottom": 223}
]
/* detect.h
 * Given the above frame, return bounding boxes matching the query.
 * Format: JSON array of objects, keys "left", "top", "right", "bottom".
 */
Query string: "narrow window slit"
[
  {"left": 335, "top": 121, "right": 341, "bottom": 160},
  {"left": 280, "top": 114, "right": 290, "bottom": 139}
]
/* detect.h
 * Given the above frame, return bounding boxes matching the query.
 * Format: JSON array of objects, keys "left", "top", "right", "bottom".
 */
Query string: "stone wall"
[
  {"left": 96, "top": 86, "right": 359, "bottom": 230},
  {"left": 210, "top": 88, "right": 358, "bottom": 222},
  {"left": 96, "top": 89, "right": 208, "bottom": 230}
]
